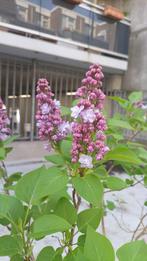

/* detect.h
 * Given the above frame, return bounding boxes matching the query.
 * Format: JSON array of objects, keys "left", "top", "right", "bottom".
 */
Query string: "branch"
[
  {"left": 1, "top": 160, "right": 9, "bottom": 195},
  {"left": 107, "top": 164, "right": 115, "bottom": 175},
  {"left": 131, "top": 213, "right": 147, "bottom": 240},
  {"left": 127, "top": 130, "right": 141, "bottom": 142},
  {"left": 68, "top": 188, "right": 81, "bottom": 253},
  {"left": 101, "top": 215, "right": 106, "bottom": 235}
]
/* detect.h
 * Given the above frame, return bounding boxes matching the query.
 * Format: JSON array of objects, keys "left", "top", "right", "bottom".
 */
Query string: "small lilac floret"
[
  {"left": 41, "top": 103, "right": 51, "bottom": 114},
  {"left": 71, "top": 105, "right": 84, "bottom": 119},
  {"left": 79, "top": 154, "right": 93, "bottom": 168},
  {"left": 54, "top": 99, "right": 61, "bottom": 108},
  {"left": 58, "top": 121, "right": 71, "bottom": 135},
  {"left": 0, "top": 98, "right": 11, "bottom": 141},
  {"left": 81, "top": 108, "right": 96, "bottom": 123}
]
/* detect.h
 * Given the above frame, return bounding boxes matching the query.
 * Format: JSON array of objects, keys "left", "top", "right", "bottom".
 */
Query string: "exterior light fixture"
[
  {"left": 8, "top": 95, "right": 17, "bottom": 99},
  {"left": 20, "top": 95, "right": 31, "bottom": 98},
  {"left": 66, "top": 92, "right": 76, "bottom": 96},
  {"left": 8, "top": 95, "right": 31, "bottom": 98}
]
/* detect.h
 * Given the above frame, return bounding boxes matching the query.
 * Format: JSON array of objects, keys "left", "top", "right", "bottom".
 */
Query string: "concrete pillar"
[
  {"left": 105, "top": 74, "right": 123, "bottom": 116},
  {"left": 106, "top": 75, "right": 122, "bottom": 91},
  {"left": 123, "top": 0, "right": 147, "bottom": 94}
]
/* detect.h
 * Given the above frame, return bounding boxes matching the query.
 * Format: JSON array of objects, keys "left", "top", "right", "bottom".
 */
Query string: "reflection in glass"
[{"left": 0, "top": 0, "right": 129, "bottom": 55}]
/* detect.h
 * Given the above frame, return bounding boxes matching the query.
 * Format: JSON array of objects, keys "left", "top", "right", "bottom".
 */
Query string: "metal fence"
[
  {"left": 0, "top": 55, "right": 86, "bottom": 140},
  {"left": 0, "top": 54, "right": 129, "bottom": 141}
]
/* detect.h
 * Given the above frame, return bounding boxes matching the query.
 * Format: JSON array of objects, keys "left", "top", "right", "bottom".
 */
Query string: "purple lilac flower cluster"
[
  {"left": 36, "top": 79, "right": 70, "bottom": 149},
  {"left": 0, "top": 98, "right": 11, "bottom": 141},
  {"left": 71, "top": 64, "right": 109, "bottom": 168},
  {"left": 133, "top": 100, "right": 144, "bottom": 109}
]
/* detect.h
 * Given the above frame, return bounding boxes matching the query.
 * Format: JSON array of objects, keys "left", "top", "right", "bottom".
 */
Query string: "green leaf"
[
  {"left": 3, "top": 135, "right": 17, "bottom": 145},
  {"left": 11, "top": 255, "right": 23, "bottom": 261},
  {"left": 108, "top": 119, "right": 133, "bottom": 130},
  {"left": 6, "top": 172, "right": 22, "bottom": 185},
  {"left": 33, "top": 214, "right": 71, "bottom": 238},
  {"left": 78, "top": 234, "right": 86, "bottom": 248},
  {"left": 117, "top": 240, "right": 147, "bottom": 261},
  {"left": 0, "top": 167, "right": 4, "bottom": 178},
  {"left": 138, "top": 148, "right": 147, "bottom": 161},
  {"left": 109, "top": 96, "right": 129, "bottom": 109},
  {"left": 31, "top": 188, "right": 69, "bottom": 219},
  {"left": 30, "top": 187, "right": 70, "bottom": 220},
  {"left": 36, "top": 246, "right": 55, "bottom": 261},
  {"left": 64, "top": 253, "right": 74, "bottom": 261},
  {"left": 110, "top": 133, "right": 124, "bottom": 141},
  {"left": 144, "top": 176, "right": 147, "bottom": 186},
  {"left": 72, "top": 174, "right": 103, "bottom": 206},
  {"left": 125, "top": 179, "right": 134, "bottom": 185},
  {"left": 106, "top": 200, "right": 116, "bottom": 211},
  {"left": 45, "top": 188, "right": 70, "bottom": 212},
  {"left": 61, "top": 106, "right": 71, "bottom": 116},
  {"left": 54, "top": 198, "right": 77, "bottom": 225},
  {"left": 37, "top": 247, "right": 62, "bottom": 261},
  {"left": 0, "top": 194, "right": 24, "bottom": 225},
  {"left": 84, "top": 226, "right": 115, "bottom": 261},
  {"left": 54, "top": 248, "right": 63, "bottom": 261},
  {"left": 45, "top": 154, "right": 65, "bottom": 165},
  {"left": 106, "top": 177, "right": 127, "bottom": 191},
  {"left": 60, "top": 140, "right": 72, "bottom": 160},
  {"left": 93, "top": 166, "right": 108, "bottom": 179},
  {"left": 128, "top": 92, "right": 143, "bottom": 103},
  {"left": 77, "top": 208, "right": 103, "bottom": 233},
  {"left": 0, "top": 147, "right": 6, "bottom": 160},
  {"left": 74, "top": 250, "right": 89, "bottom": 261},
  {"left": 72, "top": 99, "right": 80, "bottom": 106},
  {"left": 5, "top": 147, "right": 13, "bottom": 155},
  {"left": 15, "top": 166, "right": 68, "bottom": 205},
  {"left": 104, "top": 147, "right": 143, "bottom": 165},
  {"left": 64, "top": 250, "right": 89, "bottom": 261},
  {"left": 0, "top": 235, "right": 21, "bottom": 257}
]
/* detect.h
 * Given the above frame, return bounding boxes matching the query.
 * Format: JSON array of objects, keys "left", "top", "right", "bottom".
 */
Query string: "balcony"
[{"left": 0, "top": 0, "right": 130, "bottom": 60}]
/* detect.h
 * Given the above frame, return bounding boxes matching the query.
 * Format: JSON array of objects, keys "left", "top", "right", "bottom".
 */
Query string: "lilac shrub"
[
  {"left": 0, "top": 65, "right": 147, "bottom": 260},
  {"left": 0, "top": 97, "right": 11, "bottom": 141},
  {"left": 36, "top": 64, "right": 109, "bottom": 168},
  {"left": 71, "top": 64, "right": 109, "bottom": 166},
  {"left": 36, "top": 78, "right": 70, "bottom": 150}
]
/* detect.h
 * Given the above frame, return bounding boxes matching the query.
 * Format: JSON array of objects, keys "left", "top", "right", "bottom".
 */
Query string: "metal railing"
[
  {"left": 0, "top": 55, "right": 85, "bottom": 140},
  {"left": 0, "top": 0, "right": 130, "bottom": 57}
]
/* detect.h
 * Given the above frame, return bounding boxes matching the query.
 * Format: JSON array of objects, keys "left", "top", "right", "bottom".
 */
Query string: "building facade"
[{"left": 0, "top": 0, "right": 130, "bottom": 142}]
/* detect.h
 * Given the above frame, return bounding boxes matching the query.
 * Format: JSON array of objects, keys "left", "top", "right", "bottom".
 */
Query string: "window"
[
  {"left": 84, "top": 23, "right": 90, "bottom": 35},
  {"left": 42, "top": 15, "right": 49, "bottom": 29},
  {"left": 62, "top": 15, "right": 75, "bottom": 31},
  {"left": 17, "top": 5, "right": 26, "bottom": 21},
  {"left": 28, "top": 5, "right": 40, "bottom": 25},
  {"left": 97, "top": 29, "right": 107, "bottom": 41}
]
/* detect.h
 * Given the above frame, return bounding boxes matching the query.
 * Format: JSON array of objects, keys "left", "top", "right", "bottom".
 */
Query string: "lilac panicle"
[
  {"left": 0, "top": 98, "right": 11, "bottom": 141},
  {"left": 36, "top": 79, "right": 70, "bottom": 149},
  {"left": 71, "top": 64, "right": 109, "bottom": 168}
]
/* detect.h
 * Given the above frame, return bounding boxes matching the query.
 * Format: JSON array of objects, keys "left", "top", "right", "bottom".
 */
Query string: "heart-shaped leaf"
[
  {"left": 33, "top": 214, "right": 71, "bottom": 238},
  {"left": 15, "top": 166, "right": 68, "bottom": 205}
]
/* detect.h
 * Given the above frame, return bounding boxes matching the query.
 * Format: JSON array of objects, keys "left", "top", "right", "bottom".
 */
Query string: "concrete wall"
[{"left": 123, "top": 0, "right": 147, "bottom": 96}]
